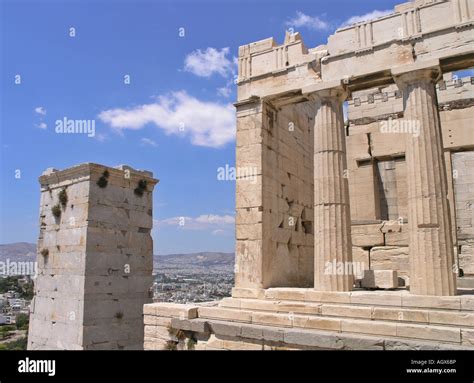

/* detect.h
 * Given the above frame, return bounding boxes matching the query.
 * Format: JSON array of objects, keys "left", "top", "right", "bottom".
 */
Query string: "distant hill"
[
  {"left": 0, "top": 242, "right": 36, "bottom": 263},
  {"left": 154, "top": 252, "right": 234, "bottom": 267},
  {"left": 0, "top": 243, "right": 234, "bottom": 270}
]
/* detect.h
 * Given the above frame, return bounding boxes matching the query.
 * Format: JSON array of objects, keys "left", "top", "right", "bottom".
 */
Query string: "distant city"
[
  {"left": 152, "top": 251, "right": 234, "bottom": 303},
  {"left": 0, "top": 242, "right": 234, "bottom": 348}
]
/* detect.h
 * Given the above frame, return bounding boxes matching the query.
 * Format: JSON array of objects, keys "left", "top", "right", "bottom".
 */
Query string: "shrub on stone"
[
  {"left": 164, "top": 340, "right": 177, "bottom": 351},
  {"left": 186, "top": 337, "right": 197, "bottom": 350},
  {"left": 97, "top": 170, "right": 110, "bottom": 188},
  {"left": 134, "top": 179, "right": 148, "bottom": 197},
  {"left": 51, "top": 204, "right": 61, "bottom": 218},
  {"left": 58, "top": 188, "right": 68, "bottom": 208}
]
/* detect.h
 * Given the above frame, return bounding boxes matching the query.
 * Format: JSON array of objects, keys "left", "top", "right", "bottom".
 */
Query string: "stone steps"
[
  {"left": 218, "top": 297, "right": 474, "bottom": 328},
  {"left": 194, "top": 319, "right": 470, "bottom": 350},
  {"left": 232, "top": 287, "right": 474, "bottom": 311},
  {"left": 197, "top": 305, "right": 474, "bottom": 346}
]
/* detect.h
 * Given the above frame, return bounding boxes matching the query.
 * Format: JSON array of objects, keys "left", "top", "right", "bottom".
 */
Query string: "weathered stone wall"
[
  {"left": 235, "top": 100, "right": 314, "bottom": 289},
  {"left": 346, "top": 75, "right": 474, "bottom": 280},
  {"left": 262, "top": 102, "right": 314, "bottom": 288},
  {"left": 28, "top": 163, "right": 158, "bottom": 350}
]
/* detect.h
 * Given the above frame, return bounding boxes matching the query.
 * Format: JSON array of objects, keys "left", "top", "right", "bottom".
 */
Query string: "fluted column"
[
  {"left": 308, "top": 83, "right": 353, "bottom": 291},
  {"left": 393, "top": 62, "right": 456, "bottom": 296}
]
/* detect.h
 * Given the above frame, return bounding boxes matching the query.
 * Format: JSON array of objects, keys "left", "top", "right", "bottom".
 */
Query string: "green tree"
[
  {"left": 15, "top": 313, "right": 29, "bottom": 330},
  {"left": 0, "top": 337, "right": 27, "bottom": 350}
]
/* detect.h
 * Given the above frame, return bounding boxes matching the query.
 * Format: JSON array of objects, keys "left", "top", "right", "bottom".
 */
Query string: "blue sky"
[{"left": 0, "top": 0, "right": 403, "bottom": 254}]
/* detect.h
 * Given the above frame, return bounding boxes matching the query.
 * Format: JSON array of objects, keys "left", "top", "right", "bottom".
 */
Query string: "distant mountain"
[
  {"left": 154, "top": 252, "right": 234, "bottom": 267},
  {"left": 0, "top": 243, "right": 234, "bottom": 269},
  {"left": 0, "top": 242, "right": 36, "bottom": 263}
]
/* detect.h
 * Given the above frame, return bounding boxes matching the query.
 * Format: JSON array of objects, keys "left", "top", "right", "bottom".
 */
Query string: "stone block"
[
  {"left": 396, "top": 324, "right": 461, "bottom": 343},
  {"left": 143, "top": 303, "right": 198, "bottom": 319},
  {"left": 361, "top": 270, "right": 399, "bottom": 289},
  {"left": 401, "top": 295, "right": 461, "bottom": 310},
  {"left": 198, "top": 307, "right": 252, "bottom": 322},
  {"left": 350, "top": 291, "right": 403, "bottom": 306},
  {"left": 341, "top": 318, "right": 397, "bottom": 337},
  {"left": 209, "top": 321, "right": 242, "bottom": 337},
  {"left": 461, "top": 329, "right": 474, "bottom": 346},
  {"left": 171, "top": 318, "right": 210, "bottom": 334},
  {"left": 370, "top": 246, "right": 409, "bottom": 275},
  {"left": 240, "top": 324, "right": 264, "bottom": 340},
  {"left": 293, "top": 315, "right": 341, "bottom": 331},
  {"left": 305, "top": 290, "right": 351, "bottom": 303},
  {"left": 351, "top": 224, "right": 384, "bottom": 247},
  {"left": 321, "top": 304, "right": 372, "bottom": 319},
  {"left": 251, "top": 312, "right": 292, "bottom": 327},
  {"left": 283, "top": 328, "right": 340, "bottom": 349},
  {"left": 428, "top": 311, "right": 474, "bottom": 327},
  {"left": 372, "top": 307, "right": 429, "bottom": 323}
]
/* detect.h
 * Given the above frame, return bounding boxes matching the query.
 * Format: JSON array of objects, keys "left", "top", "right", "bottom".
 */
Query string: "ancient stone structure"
[
  {"left": 28, "top": 163, "right": 158, "bottom": 350},
  {"left": 347, "top": 72, "right": 474, "bottom": 288},
  {"left": 144, "top": 0, "right": 474, "bottom": 350}
]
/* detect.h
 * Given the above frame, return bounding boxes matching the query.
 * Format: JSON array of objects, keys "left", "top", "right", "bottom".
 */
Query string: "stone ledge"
[
  {"left": 233, "top": 288, "right": 474, "bottom": 311},
  {"left": 220, "top": 298, "right": 474, "bottom": 327},
  {"left": 143, "top": 303, "right": 198, "bottom": 319},
  {"left": 190, "top": 305, "right": 471, "bottom": 344}
]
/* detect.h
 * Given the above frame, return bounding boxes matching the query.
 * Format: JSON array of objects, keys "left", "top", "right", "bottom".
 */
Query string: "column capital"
[
  {"left": 392, "top": 59, "right": 442, "bottom": 89},
  {"left": 302, "top": 80, "right": 349, "bottom": 102}
]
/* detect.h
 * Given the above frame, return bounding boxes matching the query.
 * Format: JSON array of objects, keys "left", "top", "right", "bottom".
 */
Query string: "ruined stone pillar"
[
  {"left": 28, "top": 163, "right": 159, "bottom": 349},
  {"left": 393, "top": 61, "right": 457, "bottom": 296},
  {"left": 305, "top": 82, "right": 353, "bottom": 291}
]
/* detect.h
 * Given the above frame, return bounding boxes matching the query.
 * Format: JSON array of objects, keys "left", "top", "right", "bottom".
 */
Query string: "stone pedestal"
[
  {"left": 393, "top": 62, "right": 457, "bottom": 296},
  {"left": 307, "top": 83, "right": 353, "bottom": 291},
  {"left": 28, "top": 163, "right": 159, "bottom": 350}
]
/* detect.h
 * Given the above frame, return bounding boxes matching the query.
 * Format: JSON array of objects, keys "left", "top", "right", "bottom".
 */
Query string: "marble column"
[
  {"left": 306, "top": 82, "right": 353, "bottom": 291},
  {"left": 393, "top": 61, "right": 457, "bottom": 296}
]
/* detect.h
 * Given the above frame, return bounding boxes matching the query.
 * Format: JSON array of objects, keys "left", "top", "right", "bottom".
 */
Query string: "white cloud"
[
  {"left": 140, "top": 137, "right": 158, "bottom": 147},
  {"left": 155, "top": 214, "right": 235, "bottom": 231},
  {"left": 94, "top": 133, "right": 108, "bottom": 142},
  {"left": 98, "top": 91, "right": 235, "bottom": 148},
  {"left": 286, "top": 11, "right": 330, "bottom": 31},
  {"left": 34, "top": 106, "right": 47, "bottom": 116},
  {"left": 217, "top": 76, "right": 236, "bottom": 98},
  {"left": 184, "top": 47, "right": 233, "bottom": 78},
  {"left": 36, "top": 122, "right": 47, "bottom": 130},
  {"left": 217, "top": 86, "right": 232, "bottom": 98},
  {"left": 342, "top": 10, "right": 392, "bottom": 27},
  {"left": 195, "top": 214, "right": 235, "bottom": 225}
]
